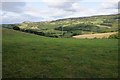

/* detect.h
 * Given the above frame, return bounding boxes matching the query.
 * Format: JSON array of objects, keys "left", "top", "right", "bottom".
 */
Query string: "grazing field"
[
  {"left": 73, "top": 32, "right": 118, "bottom": 39},
  {"left": 2, "top": 28, "right": 118, "bottom": 78}
]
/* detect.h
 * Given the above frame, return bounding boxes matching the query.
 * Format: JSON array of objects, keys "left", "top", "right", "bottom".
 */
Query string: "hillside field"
[
  {"left": 2, "top": 28, "right": 118, "bottom": 78},
  {"left": 73, "top": 32, "right": 118, "bottom": 39},
  {"left": 2, "top": 14, "right": 119, "bottom": 38}
]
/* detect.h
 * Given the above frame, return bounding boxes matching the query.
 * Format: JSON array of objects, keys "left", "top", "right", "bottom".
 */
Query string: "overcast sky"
[{"left": 0, "top": 0, "right": 119, "bottom": 24}]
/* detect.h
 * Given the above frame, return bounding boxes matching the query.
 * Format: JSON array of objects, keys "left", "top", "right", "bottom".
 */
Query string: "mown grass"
[{"left": 2, "top": 28, "right": 118, "bottom": 78}]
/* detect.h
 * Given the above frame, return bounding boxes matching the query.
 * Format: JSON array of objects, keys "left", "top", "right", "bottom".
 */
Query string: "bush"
[
  {"left": 13, "top": 26, "right": 20, "bottom": 30},
  {"left": 109, "top": 33, "right": 119, "bottom": 39}
]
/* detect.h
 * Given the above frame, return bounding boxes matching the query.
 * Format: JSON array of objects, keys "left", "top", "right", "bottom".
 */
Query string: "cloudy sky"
[{"left": 0, "top": 0, "right": 119, "bottom": 24}]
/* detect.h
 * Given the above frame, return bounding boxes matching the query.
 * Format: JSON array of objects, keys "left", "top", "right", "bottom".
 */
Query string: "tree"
[{"left": 13, "top": 26, "right": 20, "bottom": 30}]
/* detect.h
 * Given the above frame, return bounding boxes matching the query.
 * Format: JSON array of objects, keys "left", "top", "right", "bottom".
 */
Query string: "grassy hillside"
[
  {"left": 2, "top": 14, "right": 119, "bottom": 38},
  {"left": 2, "top": 28, "right": 118, "bottom": 78}
]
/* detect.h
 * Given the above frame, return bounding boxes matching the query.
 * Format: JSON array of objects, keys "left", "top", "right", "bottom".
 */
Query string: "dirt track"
[{"left": 73, "top": 32, "right": 118, "bottom": 39}]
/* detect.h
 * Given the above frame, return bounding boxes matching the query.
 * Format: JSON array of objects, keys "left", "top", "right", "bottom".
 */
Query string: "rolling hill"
[
  {"left": 2, "top": 14, "right": 119, "bottom": 78},
  {"left": 2, "top": 14, "right": 119, "bottom": 38}
]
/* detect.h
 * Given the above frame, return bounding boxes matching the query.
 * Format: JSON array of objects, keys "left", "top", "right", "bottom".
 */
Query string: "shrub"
[
  {"left": 13, "top": 26, "right": 20, "bottom": 30},
  {"left": 109, "top": 33, "right": 119, "bottom": 39}
]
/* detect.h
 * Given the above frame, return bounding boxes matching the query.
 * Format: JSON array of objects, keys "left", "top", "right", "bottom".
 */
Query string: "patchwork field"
[
  {"left": 73, "top": 32, "right": 118, "bottom": 39},
  {"left": 2, "top": 28, "right": 118, "bottom": 78},
  {"left": 2, "top": 14, "right": 119, "bottom": 38}
]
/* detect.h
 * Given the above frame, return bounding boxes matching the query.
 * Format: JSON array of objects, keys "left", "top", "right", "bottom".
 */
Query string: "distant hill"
[{"left": 2, "top": 14, "right": 119, "bottom": 38}]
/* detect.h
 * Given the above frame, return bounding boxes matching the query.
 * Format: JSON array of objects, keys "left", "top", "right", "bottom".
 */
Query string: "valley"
[{"left": 2, "top": 14, "right": 119, "bottom": 78}]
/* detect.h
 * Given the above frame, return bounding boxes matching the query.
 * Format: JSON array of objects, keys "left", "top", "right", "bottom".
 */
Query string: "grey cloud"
[
  {"left": 53, "top": 2, "right": 73, "bottom": 8},
  {"left": 0, "top": 2, "right": 26, "bottom": 13},
  {"left": 1, "top": 13, "right": 42, "bottom": 24},
  {"left": 118, "top": 1, "right": 120, "bottom": 9},
  {"left": 1, "top": 0, "right": 25, "bottom": 2},
  {"left": 64, "top": 8, "right": 77, "bottom": 12},
  {"left": 43, "top": 0, "right": 79, "bottom": 12},
  {"left": 104, "top": 2, "right": 119, "bottom": 9}
]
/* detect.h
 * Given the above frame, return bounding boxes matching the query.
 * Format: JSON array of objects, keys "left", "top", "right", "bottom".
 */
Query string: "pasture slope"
[{"left": 2, "top": 28, "right": 118, "bottom": 78}]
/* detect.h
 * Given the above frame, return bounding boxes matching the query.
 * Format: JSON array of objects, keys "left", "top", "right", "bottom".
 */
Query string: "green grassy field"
[{"left": 2, "top": 28, "right": 118, "bottom": 78}]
